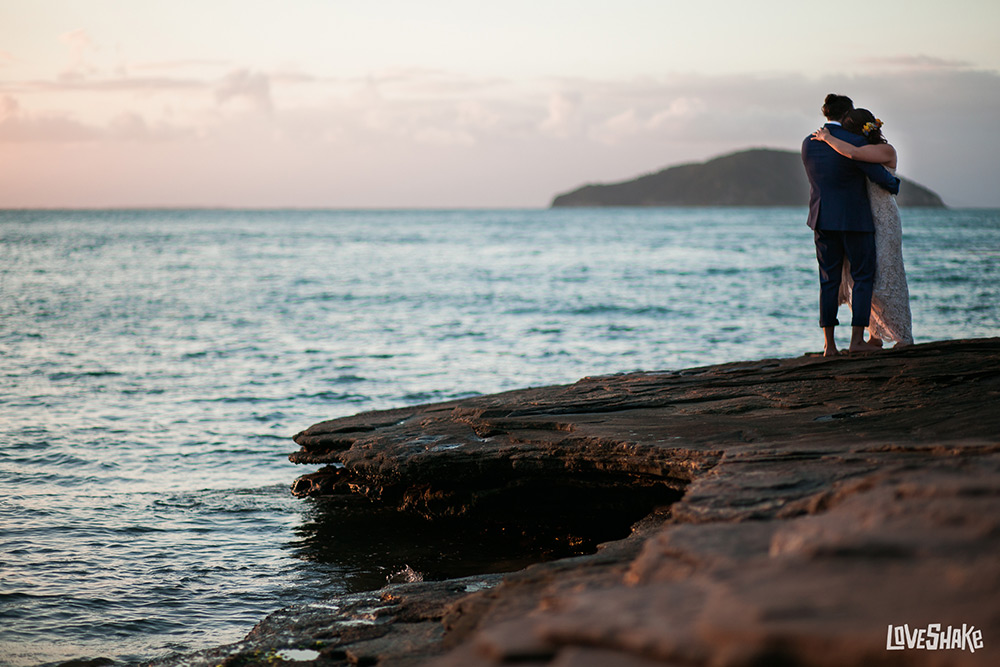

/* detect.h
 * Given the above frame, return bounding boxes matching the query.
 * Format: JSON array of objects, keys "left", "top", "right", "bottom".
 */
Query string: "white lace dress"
[{"left": 840, "top": 168, "right": 914, "bottom": 344}]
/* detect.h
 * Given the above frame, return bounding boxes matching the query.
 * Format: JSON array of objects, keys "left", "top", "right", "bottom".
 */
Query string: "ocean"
[{"left": 1, "top": 208, "right": 998, "bottom": 665}]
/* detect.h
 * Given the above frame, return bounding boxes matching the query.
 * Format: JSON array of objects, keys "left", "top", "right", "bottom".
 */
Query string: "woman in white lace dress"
[{"left": 812, "top": 109, "right": 914, "bottom": 348}]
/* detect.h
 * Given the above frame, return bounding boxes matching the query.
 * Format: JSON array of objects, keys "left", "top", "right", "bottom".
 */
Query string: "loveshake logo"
[{"left": 886, "top": 624, "right": 984, "bottom": 653}]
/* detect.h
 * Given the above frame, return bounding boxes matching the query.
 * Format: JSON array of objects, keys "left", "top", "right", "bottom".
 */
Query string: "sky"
[{"left": 1, "top": 0, "right": 999, "bottom": 208}]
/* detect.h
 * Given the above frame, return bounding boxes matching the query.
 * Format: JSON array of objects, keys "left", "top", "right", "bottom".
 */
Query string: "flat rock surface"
[{"left": 155, "top": 338, "right": 1000, "bottom": 666}]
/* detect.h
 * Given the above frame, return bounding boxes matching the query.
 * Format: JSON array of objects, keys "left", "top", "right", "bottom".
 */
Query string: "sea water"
[{"left": 1, "top": 208, "right": 998, "bottom": 665}]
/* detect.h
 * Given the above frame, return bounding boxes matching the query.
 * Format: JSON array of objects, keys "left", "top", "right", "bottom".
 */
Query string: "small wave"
[
  {"left": 323, "top": 374, "right": 368, "bottom": 385},
  {"left": 285, "top": 291, "right": 357, "bottom": 304},
  {"left": 936, "top": 274, "right": 972, "bottom": 285},
  {"left": 563, "top": 304, "right": 674, "bottom": 317},
  {"left": 251, "top": 411, "right": 288, "bottom": 422},
  {"left": 117, "top": 525, "right": 169, "bottom": 535},
  {"left": 194, "top": 395, "right": 283, "bottom": 404},
  {"left": 439, "top": 331, "right": 487, "bottom": 340},
  {"left": 47, "top": 371, "right": 122, "bottom": 381},
  {"left": 339, "top": 352, "right": 407, "bottom": 360},
  {"left": 0, "top": 331, "right": 43, "bottom": 341},
  {"left": 295, "top": 391, "right": 369, "bottom": 402},
  {"left": 16, "top": 451, "right": 93, "bottom": 467},
  {"left": 1, "top": 469, "right": 123, "bottom": 488},
  {"left": 399, "top": 390, "right": 450, "bottom": 403},
  {"left": 67, "top": 616, "right": 188, "bottom": 637},
  {"left": 705, "top": 267, "right": 744, "bottom": 276}
]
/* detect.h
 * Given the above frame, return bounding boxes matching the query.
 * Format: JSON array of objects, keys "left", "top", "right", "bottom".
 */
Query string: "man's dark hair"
[{"left": 822, "top": 93, "right": 854, "bottom": 121}]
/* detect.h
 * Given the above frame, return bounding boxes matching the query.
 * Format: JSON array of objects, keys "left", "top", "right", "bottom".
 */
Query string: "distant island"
[{"left": 551, "top": 148, "right": 945, "bottom": 208}]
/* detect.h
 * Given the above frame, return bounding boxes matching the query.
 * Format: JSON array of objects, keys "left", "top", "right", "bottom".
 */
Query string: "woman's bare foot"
[
  {"left": 868, "top": 334, "right": 884, "bottom": 348},
  {"left": 848, "top": 326, "right": 880, "bottom": 355},
  {"left": 848, "top": 340, "right": 883, "bottom": 354}
]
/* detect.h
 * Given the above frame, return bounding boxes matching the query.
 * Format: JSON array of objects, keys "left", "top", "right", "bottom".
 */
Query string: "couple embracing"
[{"left": 802, "top": 93, "right": 914, "bottom": 356}]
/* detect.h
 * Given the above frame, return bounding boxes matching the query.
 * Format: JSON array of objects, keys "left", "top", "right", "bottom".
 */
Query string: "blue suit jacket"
[{"left": 801, "top": 124, "right": 900, "bottom": 231}]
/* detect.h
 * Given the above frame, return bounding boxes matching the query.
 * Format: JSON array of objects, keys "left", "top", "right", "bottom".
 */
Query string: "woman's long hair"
[{"left": 843, "top": 108, "right": 886, "bottom": 145}]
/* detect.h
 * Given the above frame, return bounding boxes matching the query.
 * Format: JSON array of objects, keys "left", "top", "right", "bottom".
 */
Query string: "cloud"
[
  {"left": 114, "top": 58, "right": 231, "bottom": 80},
  {"left": 1, "top": 64, "right": 999, "bottom": 206},
  {"left": 0, "top": 95, "right": 191, "bottom": 144},
  {"left": 0, "top": 111, "right": 98, "bottom": 143},
  {"left": 214, "top": 69, "right": 273, "bottom": 113},
  {"left": 647, "top": 97, "right": 708, "bottom": 128},
  {"left": 412, "top": 126, "right": 475, "bottom": 146},
  {"left": 58, "top": 28, "right": 99, "bottom": 81},
  {"left": 456, "top": 100, "right": 502, "bottom": 131},
  {"left": 0, "top": 95, "right": 19, "bottom": 120},
  {"left": 586, "top": 97, "right": 713, "bottom": 145},
  {"left": 540, "top": 91, "right": 584, "bottom": 138},
  {"left": 589, "top": 108, "right": 642, "bottom": 145},
  {"left": 107, "top": 112, "right": 195, "bottom": 142},
  {"left": 59, "top": 28, "right": 96, "bottom": 51},
  {"left": 130, "top": 59, "right": 230, "bottom": 72},
  {"left": 0, "top": 50, "right": 16, "bottom": 67},
  {"left": 858, "top": 55, "right": 973, "bottom": 71},
  {"left": 1, "top": 76, "right": 205, "bottom": 95}
]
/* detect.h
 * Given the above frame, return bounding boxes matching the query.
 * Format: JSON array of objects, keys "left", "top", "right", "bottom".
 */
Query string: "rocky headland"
[
  {"left": 550, "top": 148, "right": 945, "bottom": 208},
  {"left": 154, "top": 338, "right": 1000, "bottom": 667}
]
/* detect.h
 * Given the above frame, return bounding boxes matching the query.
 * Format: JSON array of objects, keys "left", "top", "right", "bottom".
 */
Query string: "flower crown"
[{"left": 862, "top": 119, "right": 884, "bottom": 137}]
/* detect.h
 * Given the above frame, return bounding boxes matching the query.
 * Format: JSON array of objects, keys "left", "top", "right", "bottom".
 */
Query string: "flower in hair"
[{"left": 862, "top": 118, "right": 884, "bottom": 136}]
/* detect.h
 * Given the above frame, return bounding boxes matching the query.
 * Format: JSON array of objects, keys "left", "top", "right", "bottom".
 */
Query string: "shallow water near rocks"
[{"left": 1, "top": 208, "right": 998, "bottom": 665}]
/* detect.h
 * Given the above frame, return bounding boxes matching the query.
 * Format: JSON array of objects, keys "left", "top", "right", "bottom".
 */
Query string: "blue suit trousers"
[{"left": 814, "top": 229, "right": 876, "bottom": 328}]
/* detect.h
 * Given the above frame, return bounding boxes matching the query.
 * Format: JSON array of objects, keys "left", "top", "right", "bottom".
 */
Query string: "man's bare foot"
[{"left": 822, "top": 326, "right": 838, "bottom": 358}]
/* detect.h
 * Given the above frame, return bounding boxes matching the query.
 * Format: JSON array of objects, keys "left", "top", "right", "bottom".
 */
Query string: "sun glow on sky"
[{"left": 2, "top": 0, "right": 999, "bottom": 207}]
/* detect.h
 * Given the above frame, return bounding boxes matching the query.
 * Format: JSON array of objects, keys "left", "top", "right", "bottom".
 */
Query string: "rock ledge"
[{"left": 156, "top": 338, "right": 1000, "bottom": 667}]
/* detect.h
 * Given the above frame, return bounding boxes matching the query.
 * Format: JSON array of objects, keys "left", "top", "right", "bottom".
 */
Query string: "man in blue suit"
[{"left": 801, "top": 93, "right": 900, "bottom": 356}]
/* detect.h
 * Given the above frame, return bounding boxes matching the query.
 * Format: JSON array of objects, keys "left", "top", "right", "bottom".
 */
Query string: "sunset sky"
[{"left": 2, "top": 0, "right": 999, "bottom": 207}]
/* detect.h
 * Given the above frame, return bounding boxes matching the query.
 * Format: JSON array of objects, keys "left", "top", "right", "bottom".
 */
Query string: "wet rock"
[
  {"left": 144, "top": 575, "right": 505, "bottom": 667},
  {"left": 55, "top": 659, "right": 115, "bottom": 667}
]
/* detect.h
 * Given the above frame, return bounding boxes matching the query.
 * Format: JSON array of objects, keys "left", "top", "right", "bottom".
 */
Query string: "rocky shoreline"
[{"left": 151, "top": 338, "right": 1000, "bottom": 667}]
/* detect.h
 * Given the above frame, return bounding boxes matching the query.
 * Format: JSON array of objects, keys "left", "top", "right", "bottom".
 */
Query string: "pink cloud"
[
  {"left": 0, "top": 96, "right": 192, "bottom": 144},
  {"left": 214, "top": 69, "right": 272, "bottom": 113},
  {"left": 1, "top": 76, "right": 204, "bottom": 94},
  {"left": 0, "top": 111, "right": 98, "bottom": 143},
  {"left": 0, "top": 94, "right": 19, "bottom": 120},
  {"left": 58, "top": 28, "right": 99, "bottom": 80}
]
